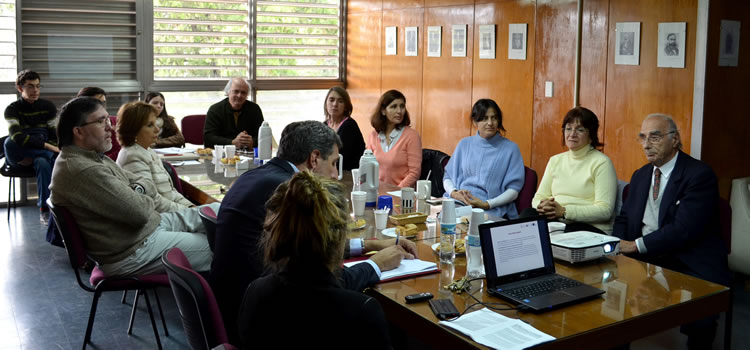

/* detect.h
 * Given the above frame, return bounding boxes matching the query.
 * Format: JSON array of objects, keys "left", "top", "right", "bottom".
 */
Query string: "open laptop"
[{"left": 479, "top": 216, "right": 604, "bottom": 312}]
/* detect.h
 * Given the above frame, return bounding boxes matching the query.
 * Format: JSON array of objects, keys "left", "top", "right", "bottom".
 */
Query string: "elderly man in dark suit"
[
  {"left": 210, "top": 120, "right": 417, "bottom": 343},
  {"left": 614, "top": 113, "right": 730, "bottom": 349}
]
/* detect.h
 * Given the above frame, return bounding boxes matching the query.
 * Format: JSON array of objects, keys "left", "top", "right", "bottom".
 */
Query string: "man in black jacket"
[{"left": 210, "top": 120, "right": 416, "bottom": 342}]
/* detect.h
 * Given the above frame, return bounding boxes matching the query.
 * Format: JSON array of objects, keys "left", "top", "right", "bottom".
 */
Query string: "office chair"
[
  {"left": 0, "top": 135, "right": 38, "bottom": 220},
  {"left": 48, "top": 199, "right": 169, "bottom": 350},
  {"left": 182, "top": 114, "right": 207, "bottom": 146}
]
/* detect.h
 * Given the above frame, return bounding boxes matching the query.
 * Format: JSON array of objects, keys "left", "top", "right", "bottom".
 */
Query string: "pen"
[{"left": 395, "top": 230, "right": 400, "bottom": 246}]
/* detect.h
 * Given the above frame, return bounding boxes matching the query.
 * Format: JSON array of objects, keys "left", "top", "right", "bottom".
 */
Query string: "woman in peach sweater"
[{"left": 366, "top": 90, "right": 422, "bottom": 187}]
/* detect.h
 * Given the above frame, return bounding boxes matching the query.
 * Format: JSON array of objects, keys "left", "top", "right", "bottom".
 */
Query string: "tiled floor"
[{"left": 1, "top": 205, "right": 747, "bottom": 349}]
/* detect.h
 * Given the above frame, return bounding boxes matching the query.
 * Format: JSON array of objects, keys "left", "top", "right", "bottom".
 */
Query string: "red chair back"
[
  {"left": 162, "top": 160, "right": 184, "bottom": 194},
  {"left": 514, "top": 167, "right": 538, "bottom": 213},
  {"left": 163, "top": 248, "right": 229, "bottom": 349},
  {"left": 199, "top": 206, "right": 218, "bottom": 251},
  {"left": 182, "top": 114, "right": 207, "bottom": 146}
]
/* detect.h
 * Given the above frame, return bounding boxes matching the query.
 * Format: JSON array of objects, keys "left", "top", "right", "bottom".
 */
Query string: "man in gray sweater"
[{"left": 49, "top": 97, "right": 216, "bottom": 276}]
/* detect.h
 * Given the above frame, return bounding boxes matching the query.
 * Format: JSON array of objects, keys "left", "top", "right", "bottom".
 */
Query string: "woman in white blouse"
[{"left": 116, "top": 102, "right": 193, "bottom": 212}]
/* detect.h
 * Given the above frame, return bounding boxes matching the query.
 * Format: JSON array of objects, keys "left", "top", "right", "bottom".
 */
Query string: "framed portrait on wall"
[
  {"left": 385, "top": 26, "right": 397, "bottom": 56},
  {"left": 405, "top": 27, "right": 418, "bottom": 56},
  {"left": 427, "top": 26, "right": 442, "bottom": 57},
  {"left": 451, "top": 24, "right": 467, "bottom": 57},
  {"left": 614, "top": 22, "right": 640, "bottom": 65},
  {"left": 478, "top": 24, "right": 496, "bottom": 59},
  {"left": 508, "top": 23, "right": 527, "bottom": 60},
  {"left": 719, "top": 20, "right": 741, "bottom": 67},
  {"left": 657, "top": 22, "right": 686, "bottom": 68}
]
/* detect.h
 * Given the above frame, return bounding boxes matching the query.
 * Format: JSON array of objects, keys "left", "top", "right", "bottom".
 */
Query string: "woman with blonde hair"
[
  {"left": 238, "top": 171, "right": 391, "bottom": 349},
  {"left": 116, "top": 101, "right": 192, "bottom": 212}
]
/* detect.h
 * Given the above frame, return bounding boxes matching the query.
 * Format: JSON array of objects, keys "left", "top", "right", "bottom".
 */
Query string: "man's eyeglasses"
[
  {"left": 21, "top": 84, "right": 42, "bottom": 90},
  {"left": 79, "top": 116, "right": 111, "bottom": 128},
  {"left": 637, "top": 130, "right": 675, "bottom": 144}
]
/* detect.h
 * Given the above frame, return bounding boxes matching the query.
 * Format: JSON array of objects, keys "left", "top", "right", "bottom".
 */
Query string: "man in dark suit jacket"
[
  {"left": 614, "top": 113, "right": 730, "bottom": 349},
  {"left": 210, "top": 121, "right": 416, "bottom": 343}
]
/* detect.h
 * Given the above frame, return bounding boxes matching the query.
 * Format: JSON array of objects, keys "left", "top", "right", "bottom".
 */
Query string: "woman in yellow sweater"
[
  {"left": 366, "top": 90, "right": 422, "bottom": 187},
  {"left": 530, "top": 107, "right": 617, "bottom": 234}
]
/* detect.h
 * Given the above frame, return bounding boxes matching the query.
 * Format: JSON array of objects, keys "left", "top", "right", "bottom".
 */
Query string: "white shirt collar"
[{"left": 653, "top": 151, "right": 678, "bottom": 180}]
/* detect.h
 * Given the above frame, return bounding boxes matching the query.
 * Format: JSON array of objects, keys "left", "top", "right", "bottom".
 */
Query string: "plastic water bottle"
[
  {"left": 467, "top": 208, "right": 485, "bottom": 278},
  {"left": 351, "top": 168, "right": 361, "bottom": 192},
  {"left": 257, "top": 121, "right": 272, "bottom": 160},
  {"left": 440, "top": 199, "right": 457, "bottom": 264}
]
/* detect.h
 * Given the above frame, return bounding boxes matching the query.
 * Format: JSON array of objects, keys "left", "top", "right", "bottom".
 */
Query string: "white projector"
[{"left": 550, "top": 231, "right": 620, "bottom": 263}]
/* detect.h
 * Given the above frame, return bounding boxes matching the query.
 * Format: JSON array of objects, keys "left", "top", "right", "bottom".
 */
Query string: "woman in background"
[
  {"left": 324, "top": 87, "right": 365, "bottom": 170},
  {"left": 531, "top": 106, "right": 617, "bottom": 234},
  {"left": 144, "top": 92, "right": 185, "bottom": 148},
  {"left": 366, "top": 89, "right": 422, "bottom": 187},
  {"left": 443, "top": 99, "right": 525, "bottom": 219},
  {"left": 116, "top": 102, "right": 193, "bottom": 212},
  {"left": 238, "top": 171, "right": 391, "bottom": 349}
]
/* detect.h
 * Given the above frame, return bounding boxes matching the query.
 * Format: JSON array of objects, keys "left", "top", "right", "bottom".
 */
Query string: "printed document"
[
  {"left": 344, "top": 259, "right": 437, "bottom": 281},
  {"left": 439, "top": 308, "right": 554, "bottom": 349}
]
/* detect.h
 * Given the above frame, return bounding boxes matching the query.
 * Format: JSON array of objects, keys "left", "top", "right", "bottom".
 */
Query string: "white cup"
[
  {"left": 548, "top": 222, "right": 566, "bottom": 234},
  {"left": 214, "top": 145, "right": 225, "bottom": 159},
  {"left": 351, "top": 191, "right": 367, "bottom": 216},
  {"left": 417, "top": 180, "right": 432, "bottom": 200},
  {"left": 374, "top": 209, "right": 389, "bottom": 230},
  {"left": 225, "top": 145, "right": 236, "bottom": 159},
  {"left": 401, "top": 187, "right": 415, "bottom": 211}
]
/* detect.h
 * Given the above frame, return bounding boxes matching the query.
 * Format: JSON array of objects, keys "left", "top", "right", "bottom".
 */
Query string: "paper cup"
[
  {"left": 225, "top": 145, "right": 236, "bottom": 158},
  {"left": 351, "top": 191, "right": 367, "bottom": 216},
  {"left": 374, "top": 209, "right": 389, "bottom": 230}
]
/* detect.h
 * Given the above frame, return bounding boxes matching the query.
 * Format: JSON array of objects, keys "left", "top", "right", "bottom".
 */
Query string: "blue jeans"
[{"left": 3, "top": 137, "right": 55, "bottom": 209}]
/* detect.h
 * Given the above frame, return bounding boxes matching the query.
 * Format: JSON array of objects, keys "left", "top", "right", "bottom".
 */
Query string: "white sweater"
[{"left": 116, "top": 144, "right": 192, "bottom": 212}]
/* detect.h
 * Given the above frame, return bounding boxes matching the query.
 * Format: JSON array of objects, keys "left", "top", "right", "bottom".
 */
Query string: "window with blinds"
[
  {"left": 153, "top": 0, "right": 341, "bottom": 82},
  {"left": 18, "top": 0, "right": 138, "bottom": 83},
  {"left": 256, "top": 0, "right": 340, "bottom": 80},
  {"left": 153, "top": 0, "right": 250, "bottom": 80},
  {"left": 0, "top": 0, "right": 16, "bottom": 82}
]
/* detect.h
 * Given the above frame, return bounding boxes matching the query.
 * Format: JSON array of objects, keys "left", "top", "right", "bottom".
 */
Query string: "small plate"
[
  {"left": 347, "top": 219, "right": 367, "bottom": 230},
  {"left": 381, "top": 227, "right": 416, "bottom": 238},
  {"left": 431, "top": 243, "right": 466, "bottom": 256}
]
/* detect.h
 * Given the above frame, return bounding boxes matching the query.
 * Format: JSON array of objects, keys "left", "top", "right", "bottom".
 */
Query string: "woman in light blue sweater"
[{"left": 443, "top": 99, "right": 525, "bottom": 218}]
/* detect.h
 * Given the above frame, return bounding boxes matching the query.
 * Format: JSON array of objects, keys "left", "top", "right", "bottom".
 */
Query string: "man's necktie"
[{"left": 653, "top": 168, "right": 661, "bottom": 201}]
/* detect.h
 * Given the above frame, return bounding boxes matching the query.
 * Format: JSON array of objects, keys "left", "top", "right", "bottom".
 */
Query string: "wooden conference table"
[{"left": 174, "top": 157, "right": 732, "bottom": 350}]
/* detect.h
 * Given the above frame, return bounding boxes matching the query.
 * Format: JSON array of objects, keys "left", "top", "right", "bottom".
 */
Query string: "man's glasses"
[
  {"left": 637, "top": 130, "right": 675, "bottom": 144},
  {"left": 21, "top": 84, "right": 42, "bottom": 90},
  {"left": 563, "top": 126, "right": 587, "bottom": 134},
  {"left": 79, "top": 116, "right": 111, "bottom": 128}
]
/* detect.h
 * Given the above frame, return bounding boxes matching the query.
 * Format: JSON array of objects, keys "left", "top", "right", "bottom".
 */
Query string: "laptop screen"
[{"left": 479, "top": 216, "right": 556, "bottom": 285}]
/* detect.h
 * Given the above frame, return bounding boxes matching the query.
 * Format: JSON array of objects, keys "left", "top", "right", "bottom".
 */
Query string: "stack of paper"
[
  {"left": 439, "top": 308, "right": 555, "bottom": 349},
  {"left": 343, "top": 259, "right": 438, "bottom": 282}
]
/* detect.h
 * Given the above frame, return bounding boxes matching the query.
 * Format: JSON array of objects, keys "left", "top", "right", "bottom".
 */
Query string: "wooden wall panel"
[
  {"left": 604, "top": 0, "right": 698, "bottom": 181},
  {"left": 471, "top": 1, "right": 536, "bottom": 166},
  {"left": 348, "top": 0, "right": 382, "bottom": 13},
  {"left": 579, "top": 0, "right": 610, "bottom": 136},
  {"left": 346, "top": 11, "right": 382, "bottom": 138},
  {"left": 382, "top": 9, "right": 425, "bottom": 135},
  {"left": 425, "top": 0, "right": 474, "bottom": 8},
  {"left": 531, "top": 0, "right": 579, "bottom": 174},
  {"left": 702, "top": 0, "right": 750, "bottom": 198},
  {"left": 421, "top": 6, "right": 475, "bottom": 155},
  {"left": 383, "top": 0, "right": 424, "bottom": 10}
]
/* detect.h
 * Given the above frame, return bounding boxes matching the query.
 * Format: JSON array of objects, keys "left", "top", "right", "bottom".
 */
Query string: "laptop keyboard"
[{"left": 503, "top": 276, "right": 583, "bottom": 300}]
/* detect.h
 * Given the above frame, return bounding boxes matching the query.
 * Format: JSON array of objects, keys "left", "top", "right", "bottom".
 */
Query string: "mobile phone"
[
  {"left": 428, "top": 299, "right": 460, "bottom": 320},
  {"left": 405, "top": 292, "right": 433, "bottom": 304}
]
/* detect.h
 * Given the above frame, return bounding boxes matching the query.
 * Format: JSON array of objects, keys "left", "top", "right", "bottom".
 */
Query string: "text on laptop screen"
[{"left": 490, "top": 221, "right": 545, "bottom": 277}]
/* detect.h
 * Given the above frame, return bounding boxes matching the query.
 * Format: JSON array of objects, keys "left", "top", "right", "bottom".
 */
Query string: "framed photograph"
[
  {"left": 451, "top": 24, "right": 467, "bottom": 57},
  {"left": 508, "top": 23, "right": 527, "bottom": 60},
  {"left": 405, "top": 27, "right": 418, "bottom": 57},
  {"left": 478, "top": 24, "right": 496, "bottom": 59},
  {"left": 614, "top": 22, "right": 641, "bottom": 65},
  {"left": 719, "top": 20, "right": 741, "bottom": 67},
  {"left": 427, "top": 26, "right": 442, "bottom": 57},
  {"left": 385, "top": 26, "right": 397, "bottom": 56},
  {"left": 657, "top": 22, "right": 686, "bottom": 68}
]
